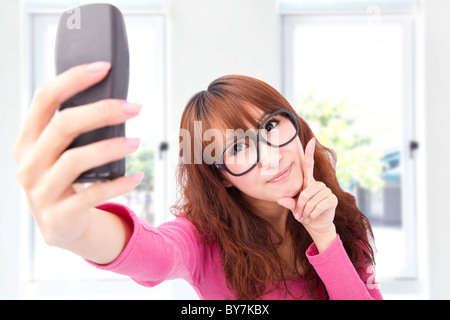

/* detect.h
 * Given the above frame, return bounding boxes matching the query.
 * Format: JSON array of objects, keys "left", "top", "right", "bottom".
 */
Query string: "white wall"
[
  {"left": 0, "top": 0, "right": 26, "bottom": 299},
  {"left": 167, "top": 0, "right": 279, "bottom": 118},
  {"left": 423, "top": 0, "right": 450, "bottom": 300}
]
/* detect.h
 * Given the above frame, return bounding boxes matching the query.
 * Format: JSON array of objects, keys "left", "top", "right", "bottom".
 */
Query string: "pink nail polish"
[
  {"left": 125, "top": 137, "right": 140, "bottom": 149},
  {"left": 131, "top": 172, "right": 144, "bottom": 184},
  {"left": 86, "top": 61, "right": 111, "bottom": 73},
  {"left": 121, "top": 102, "right": 143, "bottom": 115}
]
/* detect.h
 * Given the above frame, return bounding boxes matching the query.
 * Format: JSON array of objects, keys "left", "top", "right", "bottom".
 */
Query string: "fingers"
[
  {"left": 65, "top": 172, "right": 144, "bottom": 213},
  {"left": 277, "top": 181, "right": 337, "bottom": 224},
  {"left": 38, "top": 137, "right": 141, "bottom": 202},
  {"left": 277, "top": 197, "right": 296, "bottom": 212},
  {"left": 296, "top": 186, "right": 332, "bottom": 223},
  {"left": 302, "top": 137, "right": 316, "bottom": 188},
  {"left": 309, "top": 193, "right": 338, "bottom": 220},
  {"left": 18, "top": 62, "right": 112, "bottom": 146},
  {"left": 41, "top": 172, "right": 144, "bottom": 239},
  {"left": 293, "top": 181, "right": 327, "bottom": 221},
  {"left": 22, "top": 99, "right": 142, "bottom": 185},
  {"left": 39, "top": 99, "right": 141, "bottom": 160}
]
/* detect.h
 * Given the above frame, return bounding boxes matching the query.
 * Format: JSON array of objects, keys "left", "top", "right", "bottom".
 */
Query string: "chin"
[
  {"left": 283, "top": 188, "right": 301, "bottom": 199},
  {"left": 270, "top": 184, "right": 301, "bottom": 200}
]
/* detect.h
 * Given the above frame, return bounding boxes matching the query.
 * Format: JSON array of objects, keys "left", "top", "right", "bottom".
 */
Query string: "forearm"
[
  {"left": 85, "top": 203, "right": 204, "bottom": 288},
  {"left": 62, "top": 207, "right": 133, "bottom": 265},
  {"left": 306, "top": 224, "right": 337, "bottom": 253}
]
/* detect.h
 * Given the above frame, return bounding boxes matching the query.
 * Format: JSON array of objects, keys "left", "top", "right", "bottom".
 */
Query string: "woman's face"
[{"left": 222, "top": 109, "right": 306, "bottom": 204}]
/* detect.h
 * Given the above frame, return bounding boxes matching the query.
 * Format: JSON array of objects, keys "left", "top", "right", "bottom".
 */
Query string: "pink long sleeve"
[
  {"left": 306, "top": 235, "right": 383, "bottom": 300},
  {"left": 87, "top": 202, "right": 216, "bottom": 289},
  {"left": 87, "top": 202, "right": 382, "bottom": 300}
]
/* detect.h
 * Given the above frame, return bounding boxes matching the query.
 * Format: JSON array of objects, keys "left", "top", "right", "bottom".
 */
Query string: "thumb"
[{"left": 277, "top": 198, "right": 296, "bottom": 212}]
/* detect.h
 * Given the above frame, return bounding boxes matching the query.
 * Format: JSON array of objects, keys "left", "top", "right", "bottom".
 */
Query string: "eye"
[
  {"left": 265, "top": 119, "right": 280, "bottom": 132},
  {"left": 231, "top": 141, "right": 247, "bottom": 155}
]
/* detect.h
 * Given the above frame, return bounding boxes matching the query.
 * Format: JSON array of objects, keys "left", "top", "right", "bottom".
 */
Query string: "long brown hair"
[{"left": 171, "top": 75, "right": 375, "bottom": 299}]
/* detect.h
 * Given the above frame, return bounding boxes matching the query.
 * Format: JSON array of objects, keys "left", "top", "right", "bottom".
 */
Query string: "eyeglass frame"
[{"left": 214, "top": 108, "right": 300, "bottom": 176}]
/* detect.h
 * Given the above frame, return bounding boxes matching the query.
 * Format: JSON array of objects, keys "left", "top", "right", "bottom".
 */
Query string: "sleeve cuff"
[{"left": 305, "top": 234, "right": 342, "bottom": 265}]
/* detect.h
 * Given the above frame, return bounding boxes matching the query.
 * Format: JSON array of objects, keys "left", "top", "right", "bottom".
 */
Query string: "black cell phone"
[{"left": 55, "top": 3, "right": 129, "bottom": 183}]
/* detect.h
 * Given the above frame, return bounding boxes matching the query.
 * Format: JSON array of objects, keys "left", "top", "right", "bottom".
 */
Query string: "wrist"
[{"left": 308, "top": 224, "right": 337, "bottom": 253}]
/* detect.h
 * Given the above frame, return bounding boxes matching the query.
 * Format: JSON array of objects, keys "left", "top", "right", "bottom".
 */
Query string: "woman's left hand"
[{"left": 277, "top": 138, "right": 338, "bottom": 252}]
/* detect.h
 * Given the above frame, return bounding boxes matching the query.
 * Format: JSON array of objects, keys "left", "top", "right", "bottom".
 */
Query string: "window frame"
[{"left": 281, "top": 11, "right": 421, "bottom": 297}]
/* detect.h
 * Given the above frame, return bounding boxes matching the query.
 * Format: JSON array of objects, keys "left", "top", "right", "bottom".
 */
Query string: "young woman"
[{"left": 13, "top": 61, "right": 382, "bottom": 300}]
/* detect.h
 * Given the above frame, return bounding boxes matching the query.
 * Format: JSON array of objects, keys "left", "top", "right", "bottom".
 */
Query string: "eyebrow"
[
  {"left": 222, "top": 112, "right": 268, "bottom": 145},
  {"left": 258, "top": 112, "right": 270, "bottom": 125}
]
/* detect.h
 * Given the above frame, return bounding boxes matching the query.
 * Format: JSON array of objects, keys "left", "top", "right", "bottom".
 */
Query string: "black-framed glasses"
[{"left": 215, "top": 109, "right": 299, "bottom": 176}]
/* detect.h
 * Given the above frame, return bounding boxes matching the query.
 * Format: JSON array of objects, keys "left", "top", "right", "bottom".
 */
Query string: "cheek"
[
  {"left": 292, "top": 138, "right": 305, "bottom": 168},
  {"left": 225, "top": 172, "right": 263, "bottom": 197},
  {"left": 282, "top": 137, "right": 304, "bottom": 167},
  {"left": 226, "top": 173, "right": 254, "bottom": 190},
  {"left": 292, "top": 137, "right": 304, "bottom": 157}
]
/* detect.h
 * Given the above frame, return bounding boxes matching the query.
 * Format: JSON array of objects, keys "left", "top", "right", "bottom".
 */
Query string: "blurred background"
[{"left": 0, "top": 0, "right": 448, "bottom": 300}]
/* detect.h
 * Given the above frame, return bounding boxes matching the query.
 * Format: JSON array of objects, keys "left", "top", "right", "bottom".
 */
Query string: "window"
[
  {"left": 27, "top": 7, "right": 194, "bottom": 299},
  {"left": 282, "top": 4, "right": 417, "bottom": 284}
]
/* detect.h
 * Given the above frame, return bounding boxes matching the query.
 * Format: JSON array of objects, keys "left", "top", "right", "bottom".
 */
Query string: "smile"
[{"left": 267, "top": 164, "right": 292, "bottom": 183}]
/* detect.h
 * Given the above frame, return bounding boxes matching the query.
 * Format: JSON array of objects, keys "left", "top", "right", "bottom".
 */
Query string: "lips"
[{"left": 267, "top": 164, "right": 292, "bottom": 183}]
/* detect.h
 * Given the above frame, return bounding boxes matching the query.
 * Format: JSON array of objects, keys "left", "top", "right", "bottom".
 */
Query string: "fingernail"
[
  {"left": 121, "top": 102, "right": 143, "bottom": 116},
  {"left": 125, "top": 137, "right": 140, "bottom": 149},
  {"left": 293, "top": 211, "right": 300, "bottom": 220},
  {"left": 131, "top": 172, "right": 144, "bottom": 184},
  {"left": 86, "top": 61, "right": 111, "bottom": 73}
]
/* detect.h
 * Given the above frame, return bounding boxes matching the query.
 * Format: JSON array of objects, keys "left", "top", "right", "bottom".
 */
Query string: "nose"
[{"left": 258, "top": 141, "right": 281, "bottom": 170}]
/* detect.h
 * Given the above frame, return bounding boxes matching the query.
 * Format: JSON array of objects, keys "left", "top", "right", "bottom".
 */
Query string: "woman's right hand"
[{"left": 13, "top": 62, "right": 144, "bottom": 261}]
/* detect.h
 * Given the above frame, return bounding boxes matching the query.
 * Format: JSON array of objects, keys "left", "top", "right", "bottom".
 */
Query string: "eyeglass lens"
[{"left": 223, "top": 111, "right": 297, "bottom": 175}]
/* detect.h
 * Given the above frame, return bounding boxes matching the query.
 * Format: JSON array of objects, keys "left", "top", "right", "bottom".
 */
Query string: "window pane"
[
  {"left": 113, "top": 15, "right": 165, "bottom": 227},
  {"left": 31, "top": 14, "right": 165, "bottom": 282},
  {"left": 286, "top": 16, "right": 415, "bottom": 279}
]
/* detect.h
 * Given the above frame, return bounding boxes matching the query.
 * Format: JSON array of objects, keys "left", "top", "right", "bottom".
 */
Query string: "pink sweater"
[{"left": 88, "top": 202, "right": 382, "bottom": 300}]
